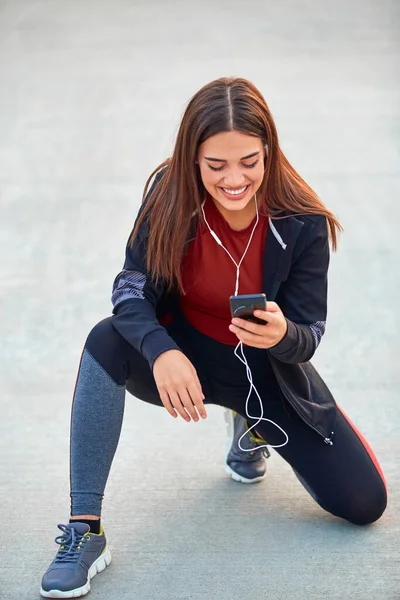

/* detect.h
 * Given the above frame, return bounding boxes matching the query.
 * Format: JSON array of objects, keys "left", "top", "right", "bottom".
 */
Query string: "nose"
[{"left": 222, "top": 169, "right": 247, "bottom": 188}]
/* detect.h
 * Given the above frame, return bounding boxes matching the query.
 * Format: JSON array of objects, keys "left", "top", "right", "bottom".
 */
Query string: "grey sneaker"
[
  {"left": 225, "top": 410, "right": 271, "bottom": 483},
  {"left": 40, "top": 522, "right": 111, "bottom": 598}
]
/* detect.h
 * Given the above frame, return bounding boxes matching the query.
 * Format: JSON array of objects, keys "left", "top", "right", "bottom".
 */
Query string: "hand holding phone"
[
  {"left": 229, "top": 296, "right": 288, "bottom": 349},
  {"left": 229, "top": 293, "right": 267, "bottom": 325}
]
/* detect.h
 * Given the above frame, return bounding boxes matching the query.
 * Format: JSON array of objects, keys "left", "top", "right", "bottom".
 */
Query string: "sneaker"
[
  {"left": 225, "top": 410, "right": 270, "bottom": 484},
  {"left": 40, "top": 522, "right": 111, "bottom": 598}
]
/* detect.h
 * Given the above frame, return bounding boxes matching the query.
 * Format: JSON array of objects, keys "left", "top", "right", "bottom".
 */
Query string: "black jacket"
[{"left": 111, "top": 172, "right": 338, "bottom": 445}]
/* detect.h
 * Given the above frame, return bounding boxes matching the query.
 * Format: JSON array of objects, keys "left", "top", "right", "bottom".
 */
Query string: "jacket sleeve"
[
  {"left": 268, "top": 216, "right": 330, "bottom": 364},
  {"left": 110, "top": 170, "right": 181, "bottom": 370}
]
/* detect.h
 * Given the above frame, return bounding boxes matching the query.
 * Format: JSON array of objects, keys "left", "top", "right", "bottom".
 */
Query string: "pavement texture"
[{"left": 0, "top": 1, "right": 399, "bottom": 599}]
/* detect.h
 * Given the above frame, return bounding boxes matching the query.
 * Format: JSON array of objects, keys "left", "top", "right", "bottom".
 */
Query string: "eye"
[
  {"left": 243, "top": 160, "right": 259, "bottom": 169},
  {"left": 207, "top": 160, "right": 259, "bottom": 172},
  {"left": 208, "top": 164, "right": 224, "bottom": 172}
]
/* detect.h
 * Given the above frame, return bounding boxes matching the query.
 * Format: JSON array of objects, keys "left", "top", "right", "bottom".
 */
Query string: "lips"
[{"left": 219, "top": 184, "right": 250, "bottom": 201}]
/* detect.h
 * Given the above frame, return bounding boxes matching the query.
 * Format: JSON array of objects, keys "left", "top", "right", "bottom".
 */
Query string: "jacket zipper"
[
  {"left": 277, "top": 376, "right": 336, "bottom": 445},
  {"left": 290, "top": 395, "right": 335, "bottom": 445}
]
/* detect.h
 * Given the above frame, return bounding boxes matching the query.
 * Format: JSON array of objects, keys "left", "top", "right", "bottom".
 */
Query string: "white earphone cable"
[
  {"left": 234, "top": 341, "right": 289, "bottom": 450},
  {"left": 201, "top": 196, "right": 259, "bottom": 296},
  {"left": 201, "top": 193, "right": 289, "bottom": 451}
]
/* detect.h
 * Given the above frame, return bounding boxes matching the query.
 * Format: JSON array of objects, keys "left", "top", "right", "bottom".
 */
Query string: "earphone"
[
  {"left": 201, "top": 196, "right": 259, "bottom": 296},
  {"left": 201, "top": 194, "right": 289, "bottom": 451}
]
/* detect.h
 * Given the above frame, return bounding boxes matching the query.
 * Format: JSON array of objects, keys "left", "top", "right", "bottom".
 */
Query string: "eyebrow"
[{"left": 204, "top": 151, "right": 261, "bottom": 162}]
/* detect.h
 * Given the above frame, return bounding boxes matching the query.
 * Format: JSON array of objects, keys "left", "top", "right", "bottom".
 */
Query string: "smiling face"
[{"left": 197, "top": 130, "right": 266, "bottom": 229}]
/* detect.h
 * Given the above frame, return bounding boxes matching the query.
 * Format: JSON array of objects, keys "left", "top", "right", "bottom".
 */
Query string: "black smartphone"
[{"left": 229, "top": 293, "right": 267, "bottom": 325}]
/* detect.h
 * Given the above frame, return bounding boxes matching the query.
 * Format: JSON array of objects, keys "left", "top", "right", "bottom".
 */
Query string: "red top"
[{"left": 180, "top": 195, "right": 269, "bottom": 345}]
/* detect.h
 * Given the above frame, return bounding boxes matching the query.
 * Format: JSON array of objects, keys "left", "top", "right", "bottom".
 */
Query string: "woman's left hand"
[{"left": 229, "top": 301, "right": 288, "bottom": 349}]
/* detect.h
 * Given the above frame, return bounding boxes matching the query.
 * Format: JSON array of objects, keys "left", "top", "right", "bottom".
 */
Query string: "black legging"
[{"left": 70, "top": 314, "right": 387, "bottom": 525}]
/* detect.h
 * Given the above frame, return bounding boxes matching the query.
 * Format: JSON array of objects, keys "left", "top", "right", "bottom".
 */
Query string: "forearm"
[{"left": 111, "top": 300, "right": 181, "bottom": 370}]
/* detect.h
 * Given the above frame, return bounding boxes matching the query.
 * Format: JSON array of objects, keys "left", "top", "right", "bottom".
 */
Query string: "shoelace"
[
  {"left": 54, "top": 524, "right": 90, "bottom": 564},
  {"left": 248, "top": 427, "right": 271, "bottom": 459}
]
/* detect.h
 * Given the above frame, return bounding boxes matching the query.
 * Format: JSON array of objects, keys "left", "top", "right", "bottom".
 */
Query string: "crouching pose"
[{"left": 40, "top": 77, "right": 387, "bottom": 598}]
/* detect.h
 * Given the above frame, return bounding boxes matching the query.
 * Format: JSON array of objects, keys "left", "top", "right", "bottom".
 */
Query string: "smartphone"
[{"left": 229, "top": 293, "right": 267, "bottom": 325}]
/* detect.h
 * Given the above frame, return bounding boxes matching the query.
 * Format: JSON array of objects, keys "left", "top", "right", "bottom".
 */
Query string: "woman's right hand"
[{"left": 152, "top": 350, "right": 207, "bottom": 422}]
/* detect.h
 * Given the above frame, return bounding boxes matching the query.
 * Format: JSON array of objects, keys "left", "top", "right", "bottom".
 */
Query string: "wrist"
[
  {"left": 275, "top": 317, "right": 288, "bottom": 345},
  {"left": 269, "top": 318, "right": 289, "bottom": 349}
]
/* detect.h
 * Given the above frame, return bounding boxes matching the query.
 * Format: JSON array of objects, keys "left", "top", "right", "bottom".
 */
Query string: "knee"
[
  {"left": 342, "top": 482, "right": 387, "bottom": 526},
  {"left": 85, "top": 317, "right": 117, "bottom": 355},
  {"left": 84, "top": 318, "right": 128, "bottom": 383}
]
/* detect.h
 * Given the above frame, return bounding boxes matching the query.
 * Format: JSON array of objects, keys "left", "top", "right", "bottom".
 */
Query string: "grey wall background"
[{"left": 0, "top": 1, "right": 399, "bottom": 599}]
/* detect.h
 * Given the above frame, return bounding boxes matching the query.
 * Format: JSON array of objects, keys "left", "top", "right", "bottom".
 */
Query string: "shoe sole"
[
  {"left": 224, "top": 463, "right": 267, "bottom": 484},
  {"left": 224, "top": 410, "right": 266, "bottom": 484},
  {"left": 40, "top": 547, "right": 112, "bottom": 598}
]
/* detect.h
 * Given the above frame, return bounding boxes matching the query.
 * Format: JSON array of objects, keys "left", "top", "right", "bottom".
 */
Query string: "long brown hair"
[{"left": 130, "top": 77, "right": 342, "bottom": 292}]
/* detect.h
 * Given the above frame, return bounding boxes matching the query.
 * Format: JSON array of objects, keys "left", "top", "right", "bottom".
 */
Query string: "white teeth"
[{"left": 222, "top": 185, "right": 248, "bottom": 196}]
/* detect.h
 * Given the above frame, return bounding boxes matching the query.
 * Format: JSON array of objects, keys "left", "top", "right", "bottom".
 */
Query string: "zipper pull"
[{"left": 324, "top": 432, "right": 334, "bottom": 446}]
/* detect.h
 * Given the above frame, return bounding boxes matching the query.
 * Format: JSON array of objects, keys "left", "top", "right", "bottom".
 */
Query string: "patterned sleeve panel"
[
  {"left": 309, "top": 321, "right": 326, "bottom": 348},
  {"left": 111, "top": 269, "right": 146, "bottom": 307}
]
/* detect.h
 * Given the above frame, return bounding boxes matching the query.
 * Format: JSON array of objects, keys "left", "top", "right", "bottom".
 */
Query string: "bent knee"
[
  {"left": 84, "top": 317, "right": 128, "bottom": 383},
  {"left": 340, "top": 483, "right": 387, "bottom": 526},
  {"left": 85, "top": 317, "right": 120, "bottom": 355}
]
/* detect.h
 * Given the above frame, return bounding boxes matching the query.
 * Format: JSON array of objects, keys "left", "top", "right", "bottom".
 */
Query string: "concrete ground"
[{"left": 0, "top": 1, "right": 399, "bottom": 599}]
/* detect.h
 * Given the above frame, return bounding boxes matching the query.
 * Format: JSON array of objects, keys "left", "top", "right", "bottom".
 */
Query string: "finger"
[
  {"left": 230, "top": 326, "right": 255, "bottom": 345},
  {"left": 266, "top": 301, "right": 281, "bottom": 313},
  {"left": 169, "top": 390, "right": 191, "bottom": 422},
  {"left": 254, "top": 310, "right": 280, "bottom": 324},
  {"left": 252, "top": 310, "right": 269, "bottom": 323},
  {"left": 192, "top": 370, "right": 206, "bottom": 401},
  {"left": 159, "top": 389, "right": 178, "bottom": 418},
  {"left": 231, "top": 328, "right": 271, "bottom": 349},
  {"left": 230, "top": 324, "right": 267, "bottom": 342},
  {"left": 188, "top": 383, "right": 208, "bottom": 419},
  {"left": 178, "top": 387, "right": 200, "bottom": 421},
  {"left": 231, "top": 324, "right": 275, "bottom": 346},
  {"left": 231, "top": 318, "right": 265, "bottom": 335}
]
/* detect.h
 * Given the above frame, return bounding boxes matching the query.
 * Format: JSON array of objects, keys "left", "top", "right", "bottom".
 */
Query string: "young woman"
[{"left": 40, "top": 77, "right": 387, "bottom": 598}]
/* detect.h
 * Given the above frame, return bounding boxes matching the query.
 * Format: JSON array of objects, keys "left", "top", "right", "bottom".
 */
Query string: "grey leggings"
[{"left": 70, "top": 316, "right": 387, "bottom": 525}]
